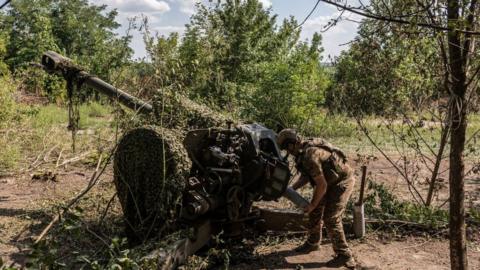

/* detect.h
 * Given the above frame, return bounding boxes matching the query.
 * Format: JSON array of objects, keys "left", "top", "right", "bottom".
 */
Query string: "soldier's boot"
[
  {"left": 326, "top": 254, "right": 357, "bottom": 269},
  {"left": 294, "top": 241, "right": 319, "bottom": 253},
  {"left": 294, "top": 231, "right": 321, "bottom": 253}
]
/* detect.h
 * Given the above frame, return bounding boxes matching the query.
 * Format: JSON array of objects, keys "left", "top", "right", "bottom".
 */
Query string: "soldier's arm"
[
  {"left": 310, "top": 174, "right": 327, "bottom": 209},
  {"left": 303, "top": 148, "right": 328, "bottom": 211},
  {"left": 291, "top": 174, "right": 309, "bottom": 190}
]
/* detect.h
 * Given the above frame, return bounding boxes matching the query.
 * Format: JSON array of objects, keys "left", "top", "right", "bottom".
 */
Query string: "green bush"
[
  {"left": 0, "top": 136, "right": 21, "bottom": 171},
  {"left": 0, "top": 33, "right": 8, "bottom": 76},
  {"left": 0, "top": 76, "right": 16, "bottom": 126},
  {"left": 1, "top": 0, "right": 132, "bottom": 102},
  {"left": 0, "top": 77, "right": 26, "bottom": 171},
  {"left": 14, "top": 67, "right": 66, "bottom": 103},
  {"left": 326, "top": 22, "right": 441, "bottom": 116},
  {"left": 361, "top": 181, "right": 449, "bottom": 229}
]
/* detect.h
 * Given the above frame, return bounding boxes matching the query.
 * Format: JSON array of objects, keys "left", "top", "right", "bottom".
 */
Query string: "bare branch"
[
  {"left": 356, "top": 118, "right": 426, "bottom": 205},
  {"left": 320, "top": 0, "right": 480, "bottom": 35},
  {"left": 34, "top": 147, "right": 114, "bottom": 244},
  {"left": 0, "top": 0, "right": 11, "bottom": 9}
]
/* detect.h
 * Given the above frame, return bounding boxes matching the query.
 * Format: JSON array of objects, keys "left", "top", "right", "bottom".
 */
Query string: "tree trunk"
[
  {"left": 447, "top": 0, "right": 469, "bottom": 269},
  {"left": 448, "top": 101, "right": 468, "bottom": 270}
]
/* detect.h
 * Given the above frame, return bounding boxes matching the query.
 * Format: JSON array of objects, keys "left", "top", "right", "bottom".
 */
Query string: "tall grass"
[
  {"left": 297, "top": 109, "right": 480, "bottom": 157},
  {"left": 31, "top": 102, "right": 112, "bottom": 129},
  {"left": 0, "top": 76, "right": 17, "bottom": 126},
  {"left": 0, "top": 136, "right": 21, "bottom": 171},
  {"left": 0, "top": 77, "right": 21, "bottom": 171},
  {"left": 0, "top": 102, "right": 115, "bottom": 173}
]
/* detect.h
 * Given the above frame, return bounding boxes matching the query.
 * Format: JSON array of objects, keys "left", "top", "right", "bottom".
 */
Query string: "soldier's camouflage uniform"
[{"left": 296, "top": 138, "right": 355, "bottom": 258}]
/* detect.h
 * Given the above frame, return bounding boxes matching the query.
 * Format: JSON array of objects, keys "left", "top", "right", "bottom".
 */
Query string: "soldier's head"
[{"left": 277, "top": 128, "right": 302, "bottom": 156}]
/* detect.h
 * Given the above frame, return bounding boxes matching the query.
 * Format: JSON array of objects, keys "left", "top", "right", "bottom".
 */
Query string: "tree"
[
  {"left": 0, "top": 0, "right": 132, "bottom": 100},
  {"left": 176, "top": 0, "right": 329, "bottom": 130},
  {"left": 177, "top": 0, "right": 281, "bottom": 108},
  {"left": 49, "top": 0, "right": 132, "bottom": 81},
  {"left": 445, "top": 1, "right": 475, "bottom": 268},
  {"left": 250, "top": 32, "right": 328, "bottom": 130},
  {"left": 327, "top": 2, "right": 451, "bottom": 208},
  {"left": 1, "top": 0, "right": 58, "bottom": 69},
  {"left": 144, "top": 30, "right": 183, "bottom": 95},
  {"left": 327, "top": 12, "right": 442, "bottom": 115},
  {"left": 136, "top": 0, "right": 329, "bottom": 131},
  {"left": 320, "top": 0, "right": 479, "bottom": 268}
]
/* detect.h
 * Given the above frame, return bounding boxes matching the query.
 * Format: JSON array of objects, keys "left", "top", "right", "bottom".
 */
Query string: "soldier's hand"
[{"left": 303, "top": 204, "right": 315, "bottom": 214}]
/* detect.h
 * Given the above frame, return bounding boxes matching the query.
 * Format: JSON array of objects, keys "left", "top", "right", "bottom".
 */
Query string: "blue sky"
[{"left": 93, "top": 0, "right": 361, "bottom": 60}]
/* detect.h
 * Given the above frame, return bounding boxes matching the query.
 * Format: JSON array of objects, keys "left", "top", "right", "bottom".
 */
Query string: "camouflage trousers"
[{"left": 307, "top": 176, "right": 355, "bottom": 257}]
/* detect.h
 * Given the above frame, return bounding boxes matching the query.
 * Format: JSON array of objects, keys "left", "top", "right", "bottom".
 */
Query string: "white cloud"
[
  {"left": 258, "top": 0, "right": 272, "bottom": 7},
  {"left": 92, "top": 0, "right": 177, "bottom": 59},
  {"left": 168, "top": 0, "right": 201, "bottom": 15},
  {"left": 97, "top": 0, "right": 170, "bottom": 13},
  {"left": 303, "top": 10, "right": 361, "bottom": 33},
  {"left": 91, "top": 0, "right": 360, "bottom": 59},
  {"left": 301, "top": 11, "right": 361, "bottom": 59}
]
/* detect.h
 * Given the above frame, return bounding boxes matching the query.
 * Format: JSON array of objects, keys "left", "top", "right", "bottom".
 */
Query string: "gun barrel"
[
  {"left": 283, "top": 187, "right": 309, "bottom": 209},
  {"left": 81, "top": 74, "right": 153, "bottom": 114},
  {"left": 41, "top": 51, "right": 153, "bottom": 114}
]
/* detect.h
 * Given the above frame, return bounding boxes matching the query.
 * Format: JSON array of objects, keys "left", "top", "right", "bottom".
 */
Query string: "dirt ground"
[
  {"left": 0, "top": 166, "right": 114, "bottom": 267},
  {"left": 355, "top": 155, "right": 480, "bottom": 208},
  {"left": 0, "top": 156, "right": 479, "bottom": 269},
  {"left": 232, "top": 235, "right": 480, "bottom": 270}
]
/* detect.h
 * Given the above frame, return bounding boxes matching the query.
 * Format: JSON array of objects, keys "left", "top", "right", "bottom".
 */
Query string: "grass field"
[
  {"left": 0, "top": 103, "right": 116, "bottom": 173},
  {"left": 302, "top": 110, "right": 480, "bottom": 160},
  {"left": 1, "top": 102, "right": 479, "bottom": 173}
]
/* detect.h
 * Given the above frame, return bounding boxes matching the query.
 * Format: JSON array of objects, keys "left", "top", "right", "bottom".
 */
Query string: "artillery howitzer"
[{"left": 40, "top": 51, "right": 309, "bottom": 268}]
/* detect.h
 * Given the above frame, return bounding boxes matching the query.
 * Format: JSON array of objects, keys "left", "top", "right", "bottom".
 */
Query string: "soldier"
[{"left": 277, "top": 129, "right": 356, "bottom": 268}]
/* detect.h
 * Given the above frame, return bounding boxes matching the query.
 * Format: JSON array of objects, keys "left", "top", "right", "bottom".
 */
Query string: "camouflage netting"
[
  {"left": 152, "top": 90, "right": 228, "bottom": 130},
  {"left": 114, "top": 90, "right": 234, "bottom": 245},
  {"left": 113, "top": 126, "right": 191, "bottom": 243}
]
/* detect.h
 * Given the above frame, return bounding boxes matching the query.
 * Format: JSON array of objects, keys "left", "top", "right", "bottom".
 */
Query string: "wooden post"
[
  {"left": 353, "top": 165, "right": 367, "bottom": 238},
  {"left": 357, "top": 165, "right": 367, "bottom": 205}
]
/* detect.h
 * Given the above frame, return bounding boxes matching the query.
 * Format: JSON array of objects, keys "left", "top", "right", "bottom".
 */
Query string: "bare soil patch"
[
  {"left": 0, "top": 156, "right": 479, "bottom": 269},
  {"left": 231, "top": 234, "right": 480, "bottom": 270},
  {"left": 0, "top": 166, "right": 111, "bottom": 266},
  {"left": 356, "top": 155, "right": 480, "bottom": 208}
]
